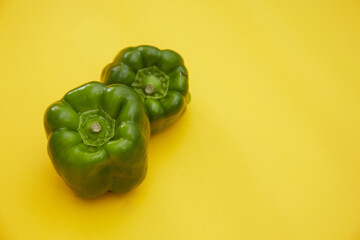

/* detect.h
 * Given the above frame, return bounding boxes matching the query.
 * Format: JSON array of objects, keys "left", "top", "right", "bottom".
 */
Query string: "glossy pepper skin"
[
  {"left": 101, "top": 45, "right": 191, "bottom": 134},
  {"left": 44, "top": 82, "right": 150, "bottom": 198}
]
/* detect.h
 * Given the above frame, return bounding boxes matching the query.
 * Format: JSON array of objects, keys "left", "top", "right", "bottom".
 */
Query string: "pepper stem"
[
  {"left": 91, "top": 122, "right": 102, "bottom": 133},
  {"left": 145, "top": 84, "right": 155, "bottom": 95}
]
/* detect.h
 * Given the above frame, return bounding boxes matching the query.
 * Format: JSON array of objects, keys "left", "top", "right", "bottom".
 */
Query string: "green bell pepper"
[
  {"left": 101, "top": 45, "right": 191, "bottom": 134},
  {"left": 44, "top": 82, "right": 150, "bottom": 198}
]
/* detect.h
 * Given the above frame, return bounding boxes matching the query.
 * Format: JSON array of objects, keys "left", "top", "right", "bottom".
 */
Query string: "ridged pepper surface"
[
  {"left": 44, "top": 82, "right": 150, "bottom": 198},
  {"left": 101, "top": 45, "right": 190, "bottom": 134}
]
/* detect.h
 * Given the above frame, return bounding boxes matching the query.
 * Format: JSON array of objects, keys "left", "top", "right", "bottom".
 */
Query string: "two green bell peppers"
[
  {"left": 44, "top": 45, "right": 191, "bottom": 198},
  {"left": 101, "top": 45, "right": 190, "bottom": 134},
  {"left": 44, "top": 82, "right": 150, "bottom": 198}
]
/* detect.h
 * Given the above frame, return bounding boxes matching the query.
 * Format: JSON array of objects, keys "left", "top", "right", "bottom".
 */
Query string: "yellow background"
[{"left": 0, "top": 0, "right": 360, "bottom": 239}]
